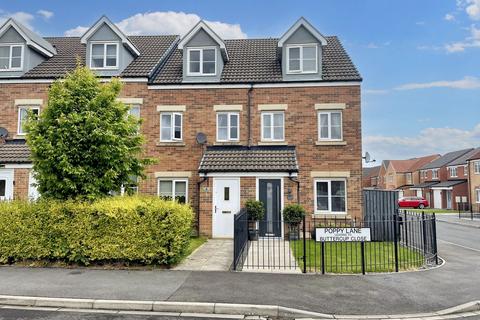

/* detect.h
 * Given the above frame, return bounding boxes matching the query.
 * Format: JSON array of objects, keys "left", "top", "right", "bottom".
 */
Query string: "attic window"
[
  {"left": 187, "top": 47, "right": 216, "bottom": 76},
  {"left": 286, "top": 44, "right": 317, "bottom": 74},
  {"left": 90, "top": 42, "right": 118, "bottom": 69},
  {"left": 0, "top": 44, "right": 23, "bottom": 71}
]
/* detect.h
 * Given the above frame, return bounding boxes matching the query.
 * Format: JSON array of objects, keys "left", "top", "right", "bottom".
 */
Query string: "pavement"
[
  {"left": 174, "top": 240, "right": 233, "bottom": 271},
  {"left": 0, "top": 219, "right": 479, "bottom": 317},
  {"left": 435, "top": 213, "right": 480, "bottom": 228}
]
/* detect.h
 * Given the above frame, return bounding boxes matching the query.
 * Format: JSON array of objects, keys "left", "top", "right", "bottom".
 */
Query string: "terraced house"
[{"left": 0, "top": 16, "right": 362, "bottom": 237}]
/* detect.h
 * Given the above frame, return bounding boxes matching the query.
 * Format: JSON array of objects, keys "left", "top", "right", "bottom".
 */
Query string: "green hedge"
[{"left": 0, "top": 196, "right": 194, "bottom": 265}]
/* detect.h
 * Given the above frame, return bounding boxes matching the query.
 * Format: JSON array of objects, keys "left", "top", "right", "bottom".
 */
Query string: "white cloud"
[
  {"left": 445, "top": 13, "right": 456, "bottom": 21},
  {"left": 64, "top": 11, "right": 247, "bottom": 39},
  {"left": 445, "top": 24, "right": 480, "bottom": 52},
  {"left": 465, "top": 0, "right": 480, "bottom": 20},
  {"left": 416, "top": 21, "right": 426, "bottom": 25},
  {"left": 64, "top": 25, "right": 89, "bottom": 37},
  {"left": 363, "top": 124, "right": 480, "bottom": 161},
  {"left": 0, "top": 11, "right": 35, "bottom": 29},
  {"left": 395, "top": 76, "right": 480, "bottom": 90},
  {"left": 363, "top": 89, "right": 389, "bottom": 95},
  {"left": 37, "top": 10, "right": 53, "bottom": 20}
]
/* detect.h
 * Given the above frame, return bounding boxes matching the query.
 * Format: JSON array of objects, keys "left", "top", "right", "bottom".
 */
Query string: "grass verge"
[
  {"left": 408, "top": 209, "right": 457, "bottom": 214},
  {"left": 290, "top": 240, "right": 424, "bottom": 273}
]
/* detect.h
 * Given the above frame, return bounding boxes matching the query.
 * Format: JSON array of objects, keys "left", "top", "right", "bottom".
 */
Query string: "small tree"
[
  {"left": 245, "top": 199, "right": 265, "bottom": 221},
  {"left": 26, "top": 66, "right": 152, "bottom": 200}
]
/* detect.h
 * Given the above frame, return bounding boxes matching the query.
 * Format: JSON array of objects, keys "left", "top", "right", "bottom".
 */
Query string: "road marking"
[{"left": 438, "top": 239, "right": 480, "bottom": 253}]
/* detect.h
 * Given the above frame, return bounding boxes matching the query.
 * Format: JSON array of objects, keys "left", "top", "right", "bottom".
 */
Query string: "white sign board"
[{"left": 315, "top": 227, "right": 371, "bottom": 242}]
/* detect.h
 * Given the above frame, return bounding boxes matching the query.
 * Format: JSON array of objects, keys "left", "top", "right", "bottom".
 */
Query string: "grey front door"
[{"left": 259, "top": 179, "right": 281, "bottom": 237}]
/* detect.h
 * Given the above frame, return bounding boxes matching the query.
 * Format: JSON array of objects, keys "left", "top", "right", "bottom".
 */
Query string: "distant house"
[
  {"left": 362, "top": 165, "right": 381, "bottom": 188},
  {"left": 414, "top": 149, "right": 473, "bottom": 210},
  {"left": 467, "top": 149, "right": 480, "bottom": 212}
]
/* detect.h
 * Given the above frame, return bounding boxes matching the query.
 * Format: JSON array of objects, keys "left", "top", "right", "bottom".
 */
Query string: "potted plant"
[
  {"left": 283, "top": 204, "right": 306, "bottom": 240},
  {"left": 245, "top": 199, "right": 265, "bottom": 241}
]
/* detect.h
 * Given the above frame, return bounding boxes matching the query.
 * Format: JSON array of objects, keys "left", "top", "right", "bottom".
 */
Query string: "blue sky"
[{"left": 2, "top": 0, "right": 480, "bottom": 163}]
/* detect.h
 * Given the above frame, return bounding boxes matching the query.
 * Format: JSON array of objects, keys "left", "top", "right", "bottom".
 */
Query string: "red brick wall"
[{"left": 13, "top": 168, "right": 29, "bottom": 200}]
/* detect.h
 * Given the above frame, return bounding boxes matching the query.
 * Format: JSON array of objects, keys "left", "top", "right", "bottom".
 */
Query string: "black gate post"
[
  {"left": 302, "top": 215, "right": 307, "bottom": 273},
  {"left": 432, "top": 213, "right": 439, "bottom": 265},
  {"left": 422, "top": 212, "right": 427, "bottom": 256},
  {"left": 360, "top": 241, "right": 365, "bottom": 275},
  {"left": 321, "top": 241, "right": 325, "bottom": 274},
  {"left": 393, "top": 212, "right": 399, "bottom": 272}
]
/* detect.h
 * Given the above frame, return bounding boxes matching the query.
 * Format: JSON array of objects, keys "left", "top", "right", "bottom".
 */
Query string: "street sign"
[{"left": 315, "top": 227, "right": 371, "bottom": 242}]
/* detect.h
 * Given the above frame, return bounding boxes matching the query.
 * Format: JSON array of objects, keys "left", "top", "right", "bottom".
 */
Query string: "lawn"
[
  {"left": 174, "top": 236, "right": 207, "bottom": 265},
  {"left": 407, "top": 208, "right": 457, "bottom": 214},
  {"left": 290, "top": 240, "right": 424, "bottom": 273}
]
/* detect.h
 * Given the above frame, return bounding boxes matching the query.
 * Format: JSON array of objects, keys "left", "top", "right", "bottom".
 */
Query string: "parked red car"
[{"left": 398, "top": 197, "right": 429, "bottom": 209}]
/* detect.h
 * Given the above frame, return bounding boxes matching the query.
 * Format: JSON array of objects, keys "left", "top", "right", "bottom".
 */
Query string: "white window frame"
[
  {"left": 17, "top": 105, "right": 40, "bottom": 135},
  {"left": 476, "top": 189, "right": 480, "bottom": 203},
  {"left": 186, "top": 47, "right": 217, "bottom": 76},
  {"left": 449, "top": 167, "right": 458, "bottom": 178},
  {"left": 406, "top": 172, "right": 412, "bottom": 184},
  {"left": 89, "top": 42, "right": 119, "bottom": 70},
  {"left": 314, "top": 179, "right": 347, "bottom": 214},
  {"left": 474, "top": 161, "right": 480, "bottom": 174},
  {"left": 160, "top": 112, "right": 183, "bottom": 142},
  {"left": 157, "top": 178, "right": 188, "bottom": 203},
  {"left": 0, "top": 44, "right": 24, "bottom": 71},
  {"left": 261, "top": 112, "right": 285, "bottom": 142},
  {"left": 216, "top": 112, "right": 239, "bottom": 142},
  {"left": 317, "top": 111, "right": 343, "bottom": 141},
  {"left": 286, "top": 44, "right": 318, "bottom": 74},
  {"left": 432, "top": 169, "right": 439, "bottom": 180}
]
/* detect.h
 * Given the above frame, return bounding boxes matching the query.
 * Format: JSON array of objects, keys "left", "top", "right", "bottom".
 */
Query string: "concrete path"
[
  {"left": 174, "top": 239, "right": 233, "bottom": 271},
  {"left": 0, "top": 222, "right": 479, "bottom": 315},
  {"left": 242, "top": 238, "right": 301, "bottom": 273},
  {"left": 436, "top": 213, "right": 480, "bottom": 228}
]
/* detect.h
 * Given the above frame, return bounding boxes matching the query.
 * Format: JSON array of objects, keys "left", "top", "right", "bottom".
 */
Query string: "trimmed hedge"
[{"left": 0, "top": 196, "right": 194, "bottom": 265}]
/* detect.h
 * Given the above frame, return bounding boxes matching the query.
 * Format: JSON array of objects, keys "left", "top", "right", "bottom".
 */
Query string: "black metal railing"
[
  {"left": 459, "top": 204, "right": 480, "bottom": 220},
  {"left": 233, "top": 208, "right": 249, "bottom": 270},
  {"left": 232, "top": 210, "right": 439, "bottom": 274}
]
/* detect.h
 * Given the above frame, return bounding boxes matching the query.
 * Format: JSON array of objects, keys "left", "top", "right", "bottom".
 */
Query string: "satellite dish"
[
  {"left": 0, "top": 127, "right": 9, "bottom": 138},
  {"left": 196, "top": 132, "right": 207, "bottom": 145},
  {"left": 365, "top": 152, "right": 371, "bottom": 163}
]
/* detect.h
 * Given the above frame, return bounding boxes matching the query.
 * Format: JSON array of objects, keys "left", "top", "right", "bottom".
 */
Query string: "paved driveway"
[{"left": 0, "top": 220, "right": 478, "bottom": 316}]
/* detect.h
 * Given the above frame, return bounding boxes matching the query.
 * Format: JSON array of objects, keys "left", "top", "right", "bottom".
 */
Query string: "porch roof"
[
  {"left": 430, "top": 179, "right": 467, "bottom": 189},
  {"left": 198, "top": 145, "right": 298, "bottom": 173},
  {"left": 410, "top": 181, "right": 439, "bottom": 189},
  {"left": 0, "top": 140, "right": 31, "bottom": 164}
]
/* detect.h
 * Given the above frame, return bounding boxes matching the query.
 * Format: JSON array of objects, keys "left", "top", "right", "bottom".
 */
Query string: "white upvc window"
[
  {"left": 187, "top": 47, "right": 216, "bottom": 76},
  {"left": 17, "top": 106, "right": 40, "bottom": 135},
  {"left": 464, "top": 165, "right": 468, "bottom": 176},
  {"left": 432, "top": 169, "right": 439, "bottom": 179},
  {"left": 217, "top": 112, "right": 239, "bottom": 142},
  {"left": 127, "top": 104, "right": 140, "bottom": 118},
  {"left": 449, "top": 167, "right": 457, "bottom": 178},
  {"left": 286, "top": 44, "right": 317, "bottom": 74},
  {"left": 406, "top": 172, "right": 412, "bottom": 184},
  {"left": 158, "top": 179, "right": 188, "bottom": 204},
  {"left": 475, "top": 161, "right": 480, "bottom": 174},
  {"left": 261, "top": 112, "right": 284, "bottom": 141},
  {"left": 90, "top": 42, "right": 119, "bottom": 69},
  {"left": 318, "top": 111, "right": 342, "bottom": 141},
  {"left": 314, "top": 179, "right": 347, "bottom": 214},
  {"left": 0, "top": 44, "right": 23, "bottom": 71},
  {"left": 160, "top": 113, "right": 182, "bottom": 142}
]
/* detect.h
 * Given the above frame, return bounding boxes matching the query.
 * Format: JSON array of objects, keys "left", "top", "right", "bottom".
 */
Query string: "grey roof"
[
  {"left": 420, "top": 149, "right": 474, "bottom": 170},
  {"left": 431, "top": 179, "right": 467, "bottom": 188},
  {"left": 151, "top": 36, "right": 362, "bottom": 84},
  {"left": 10, "top": 19, "right": 57, "bottom": 56},
  {"left": 23, "top": 35, "right": 179, "bottom": 79},
  {"left": 410, "top": 182, "right": 439, "bottom": 189},
  {"left": 448, "top": 147, "right": 480, "bottom": 166},
  {"left": 199, "top": 146, "right": 298, "bottom": 173},
  {"left": 363, "top": 166, "right": 380, "bottom": 178},
  {"left": 0, "top": 140, "right": 31, "bottom": 164}
]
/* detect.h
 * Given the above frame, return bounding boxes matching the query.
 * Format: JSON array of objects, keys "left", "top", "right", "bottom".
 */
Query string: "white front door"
[
  {"left": 416, "top": 190, "right": 422, "bottom": 198},
  {"left": 0, "top": 169, "right": 14, "bottom": 201},
  {"left": 446, "top": 190, "right": 452, "bottom": 209},
  {"left": 212, "top": 178, "right": 240, "bottom": 238},
  {"left": 433, "top": 189, "right": 442, "bottom": 208}
]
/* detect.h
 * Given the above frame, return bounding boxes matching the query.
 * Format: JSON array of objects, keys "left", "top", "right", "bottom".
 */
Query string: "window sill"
[
  {"left": 214, "top": 141, "right": 242, "bottom": 146},
  {"left": 315, "top": 140, "right": 347, "bottom": 146},
  {"left": 258, "top": 141, "right": 288, "bottom": 146},
  {"left": 13, "top": 135, "right": 26, "bottom": 139},
  {"left": 156, "top": 141, "right": 186, "bottom": 147},
  {"left": 313, "top": 213, "right": 349, "bottom": 219}
]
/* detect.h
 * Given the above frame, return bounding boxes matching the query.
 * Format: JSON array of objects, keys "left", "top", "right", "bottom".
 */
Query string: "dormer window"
[
  {"left": 287, "top": 44, "right": 317, "bottom": 74},
  {"left": 90, "top": 42, "right": 118, "bottom": 69},
  {"left": 187, "top": 47, "right": 216, "bottom": 76},
  {"left": 0, "top": 44, "right": 23, "bottom": 71}
]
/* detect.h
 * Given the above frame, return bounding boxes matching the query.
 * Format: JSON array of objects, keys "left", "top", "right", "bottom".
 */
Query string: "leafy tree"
[{"left": 26, "top": 66, "right": 153, "bottom": 200}]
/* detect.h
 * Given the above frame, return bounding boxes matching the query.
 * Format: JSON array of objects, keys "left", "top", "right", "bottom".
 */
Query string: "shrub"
[
  {"left": 0, "top": 196, "right": 194, "bottom": 265},
  {"left": 245, "top": 199, "right": 265, "bottom": 221},
  {"left": 283, "top": 204, "right": 306, "bottom": 226}
]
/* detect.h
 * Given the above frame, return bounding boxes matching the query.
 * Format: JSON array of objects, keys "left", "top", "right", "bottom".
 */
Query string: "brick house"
[
  {"left": 413, "top": 149, "right": 473, "bottom": 209},
  {"left": 467, "top": 149, "right": 480, "bottom": 212},
  {"left": 362, "top": 165, "right": 380, "bottom": 188},
  {"left": 0, "top": 16, "right": 362, "bottom": 237}
]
